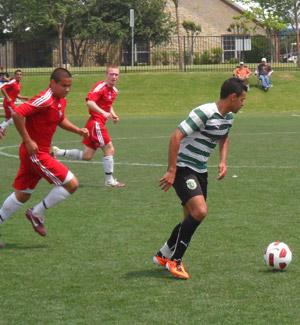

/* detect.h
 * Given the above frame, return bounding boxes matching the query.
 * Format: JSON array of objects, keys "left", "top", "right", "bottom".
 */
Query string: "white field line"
[{"left": 0, "top": 141, "right": 299, "bottom": 169}]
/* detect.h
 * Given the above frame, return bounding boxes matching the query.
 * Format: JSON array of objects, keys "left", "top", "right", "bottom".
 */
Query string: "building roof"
[
  {"left": 165, "top": 0, "right": 265, "bottom": 36},
  {"left": 220, "top": 0, "right": 245, "bottom": 14}
]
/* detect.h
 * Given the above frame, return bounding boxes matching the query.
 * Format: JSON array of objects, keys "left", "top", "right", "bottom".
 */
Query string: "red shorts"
[
  {"left": 13, "top": 144, "right": 70, "bottom": 191},
  {"left": 3, "top": 101, "right": 16, "bottom": 120},
  {"left": 82, "top": 119, "right": 111, "bottom": 150}
]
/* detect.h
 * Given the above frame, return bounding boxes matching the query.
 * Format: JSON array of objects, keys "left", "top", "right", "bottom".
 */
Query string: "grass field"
[{"left": 1, "top": 72, "right": 300, "bottom": 324}]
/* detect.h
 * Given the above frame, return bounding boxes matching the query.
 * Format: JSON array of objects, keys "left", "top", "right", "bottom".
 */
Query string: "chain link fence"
[{"left": 0, "top": 34, "right": 299, "bottom": 75}]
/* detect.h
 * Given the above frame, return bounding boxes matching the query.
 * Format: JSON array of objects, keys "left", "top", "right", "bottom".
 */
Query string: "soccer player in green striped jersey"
[{"left": 153, "top": 77, "right": 247, "bottom": 279}]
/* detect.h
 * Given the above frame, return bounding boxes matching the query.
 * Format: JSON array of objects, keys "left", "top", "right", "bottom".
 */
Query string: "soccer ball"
[{"left": 264, "top": 241, "right": 292, "bottom": 270}]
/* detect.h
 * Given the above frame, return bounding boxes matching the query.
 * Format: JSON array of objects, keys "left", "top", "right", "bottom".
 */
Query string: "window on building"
[{"left": 222, "top": 35, "right": 251, "bottom": 62}]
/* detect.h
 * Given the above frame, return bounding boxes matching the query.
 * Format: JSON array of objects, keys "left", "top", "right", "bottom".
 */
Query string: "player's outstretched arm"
[{"left": 59, "top": 117, "right": 89, "bottom": 138}]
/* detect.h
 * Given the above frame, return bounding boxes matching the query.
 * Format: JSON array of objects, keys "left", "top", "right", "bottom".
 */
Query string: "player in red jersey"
[
  {"left": 53, "top": 65, "right": 125, "bottom": 188},
  {"left": 0, "top": 69, "right": 29, "bottom": 137},
  {"left": 0, "top": 68, "right": 89, "bottom": 245}
]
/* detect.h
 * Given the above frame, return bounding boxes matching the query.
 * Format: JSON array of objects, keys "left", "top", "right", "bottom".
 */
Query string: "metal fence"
[{"left": 0, "top": 34, "right": 299, "bottom": 74}]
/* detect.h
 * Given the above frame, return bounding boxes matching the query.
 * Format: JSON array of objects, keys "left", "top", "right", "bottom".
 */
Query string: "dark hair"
[
  {"left": 15, "top": 69, "right": 22, "bottom": 74},
  {"left": 220, "top": 77, "right": 247, "bottom": 99},
  {"left": 50, "top": 68, "right": 72, "bottom": 82}
]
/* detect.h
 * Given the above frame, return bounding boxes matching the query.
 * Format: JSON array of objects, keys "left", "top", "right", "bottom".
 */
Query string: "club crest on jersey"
[{"left": 186, "top": 178, "right": 197, "bottom": 190}]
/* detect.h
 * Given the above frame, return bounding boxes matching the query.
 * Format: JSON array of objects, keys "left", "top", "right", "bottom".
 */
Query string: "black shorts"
[{"left": 173, "top": 167, "right": 208, "bottom": 205}]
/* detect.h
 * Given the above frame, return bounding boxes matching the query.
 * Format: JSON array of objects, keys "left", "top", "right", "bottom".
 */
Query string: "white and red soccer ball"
[{"left": 264, "top": 241, "right": 292, "bottom": 271}]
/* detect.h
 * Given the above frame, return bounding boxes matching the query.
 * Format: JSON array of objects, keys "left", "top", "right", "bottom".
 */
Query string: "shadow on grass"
[
  {"left": 78, "top": 183, "right": 102, "bottom": 188},
  {"left": 0, "top": 243, "right": 48, "bottom": 250},
  {"left": 79, "top": 183, "right": 127, "bottom": 189},
  {"left": 258, "top": 268, "right": 289, "bottom": 274},
  {"left": 124, "top": 268, "right": 182, "bottom": 281}
]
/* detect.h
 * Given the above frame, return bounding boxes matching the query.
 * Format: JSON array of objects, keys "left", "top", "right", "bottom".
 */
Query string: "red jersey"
[
  {"left": 0, "top": 78, "right": 21, "bottom": 107},
  {"left": 14, "top": 88, "right": 66, "bottom": 152},
  {"left": 86, "top": 81, "right": 118, "bottom": 123}
]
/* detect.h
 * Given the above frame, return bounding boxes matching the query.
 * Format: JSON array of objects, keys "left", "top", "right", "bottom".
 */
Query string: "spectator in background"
[
  {"left": 233, "top": 62, "right": 252, "bottom": 90},
  {"left": 256, "top": 58, "right": 273, "bottom": 91}
]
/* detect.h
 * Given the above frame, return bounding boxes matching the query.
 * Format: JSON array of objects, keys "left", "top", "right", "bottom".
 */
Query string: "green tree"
[
  {"left": 182, "top": 20, "right": 201, "bottom": 64},
  {"left": 0, "top": 0, "right": 87, "bottom": 65},
  {"left": 227, "top": 15, "right": 257, "bottom": 34},
  {"left": 0, "top": 0, "right": 174, "bottom": 67},
  {"left": 89, "top": 0, "right": 175, "bottom": 65},
  {"left": 227, "top": 15, "right": 257, "bottom": 62},
  {"left": 236, "top": 0, "right": 299, "bottom": 65}
]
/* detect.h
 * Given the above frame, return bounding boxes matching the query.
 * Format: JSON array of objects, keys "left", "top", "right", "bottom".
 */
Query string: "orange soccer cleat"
[
  {"left": 166, "top": 260, "right": 190, "bottom": 280},
  {"left": 153, "top": 254, "right": 169, "bottom": 267}
]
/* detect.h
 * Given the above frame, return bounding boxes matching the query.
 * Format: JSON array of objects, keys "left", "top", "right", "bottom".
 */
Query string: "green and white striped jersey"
[{"left": 177, "top": 102, "right": 234, "bottom": 173}]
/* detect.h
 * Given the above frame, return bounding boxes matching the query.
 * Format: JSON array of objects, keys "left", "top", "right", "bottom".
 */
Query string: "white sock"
[
  {"left": 56, "top": 149, "right": 83, "bottom": 160},
  {"left": 0, "top": 192, "right": 24, "bottom": 224},
  {"left": 7, "top": 118, "right": 13, "bottom": 126},
  {"left": 160, "top": 242, "right": 173, "bottom": 258},
  {"left": 0, "top": 121, "right": 5, "bottom": 130},
  {"left": 103, "top": 155, "right": 114, "bottom": 182},
  {"left": 33, "top": 186, "right": 71, "bottom": 216},
  {"left": 0, "top": 118, "right": 13, "bottom": 130}
]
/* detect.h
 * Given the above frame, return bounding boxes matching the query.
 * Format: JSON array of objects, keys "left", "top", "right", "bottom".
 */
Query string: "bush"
[
  {"left": 243, "top": 35, "right": 271, "bottom": 63},
  {"left": 151, "top": 51, "right": 170, "bottom": 65},
  {"left": 211, "top": 47, "right": 223, "bottom": 64},
  {"left": 193, "top": 53, "right": 201, "bottom": 65},
  {"left": 161, "top": 51, "right": 170, "bottom": 65},
  {"left": 170, "top": 51, "right": 179, "bottom": 65},
  {"left": 151, "top": 52, "right": 162, "bottom": 65},
  {"left": 199, "top": 50, "right": 212, "bottom": 64},
  {"left": 198, "top": 47, "right": 223, "bottom": 65},
  {"left": 225, "top": 57, "right": 239, "bottom": 64}
]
